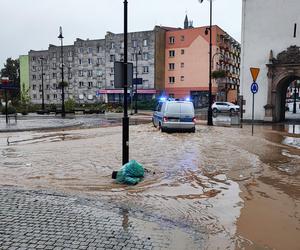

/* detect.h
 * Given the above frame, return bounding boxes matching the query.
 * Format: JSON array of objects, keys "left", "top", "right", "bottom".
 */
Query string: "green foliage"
[
  {"left": 212, "top": 70, "right": 226, "bottom": 79},
  {"left": 65, "top": 98, "right": 76, "bottom": 112},
  {"left": 0, "top": 58, "right": 20, "bottom": 100},
  {"left": 136, "top": 99, "right": 157, "bottom": 110},
  {"left": 58, "top": 81, "right": 69, "bottom": 88},
  {"left": 19, "top": 83, "right": 31, "bottom": 115},
  {"left": 1, "top": 105, "right": 16, "bottom": 115}
]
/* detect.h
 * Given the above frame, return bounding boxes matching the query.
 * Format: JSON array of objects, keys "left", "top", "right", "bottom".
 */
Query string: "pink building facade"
[{"left": 164, "top": 24, "right": 240, "bottom": 108}]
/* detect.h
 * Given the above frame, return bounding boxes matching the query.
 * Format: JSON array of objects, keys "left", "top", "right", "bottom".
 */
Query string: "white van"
[{"left": 152, "top": 100, "right": 196, "bottom": 132}]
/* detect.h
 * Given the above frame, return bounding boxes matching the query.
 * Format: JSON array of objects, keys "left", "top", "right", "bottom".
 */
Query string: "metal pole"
[
  {"left": 5, "top": 89, "right": 8, "bottom": 124},
  {"left": 293, "top": 81, "right": 297, "bottom": 114},
  {"left": 135, "top": 50, "right": 138, "bottom": 114},
  {"left": 207, "top": 0, "right": 213, "bottom": 126},
  {"left": 252, "top": 93, "right": 254, "bottom": 136},
  {"left": 58, "top": 27, "right": 65, "bottom": 118},
  {"left": 41, "top": 58, "right": 45, "bottom": 110},
  {"left": 122, "top": 0, "right": 129, "bottom": 165}
]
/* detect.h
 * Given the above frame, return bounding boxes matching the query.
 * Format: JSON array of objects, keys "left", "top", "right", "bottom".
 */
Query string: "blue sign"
[
  {"left": 133, "top": 78, "right": 143, "bottom": 85},
  {"left": 95, "top": 90, "right": 101, "bottom": 97},
  {"left": 0, "top": 83, "right": 19, "bottom": 90},
  {"left": 251, "top": 82, "right": 258, "bottom": 94}
]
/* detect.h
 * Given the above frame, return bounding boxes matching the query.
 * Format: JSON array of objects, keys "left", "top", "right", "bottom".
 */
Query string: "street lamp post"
[
  {"left": 134, "top": 48, "right": 141, "bottom": 114},
  {"left": 199, "top": 0, "right": 213, "bottom": 126},
  {"left": 40, "top": 57, "right": 45, "bottom": 111},
  {"left": 122, "top": 0, "right": 129, "bottom": 165},
  {"left": 58, "top": 26, "right": 65, "bottom": 118}
]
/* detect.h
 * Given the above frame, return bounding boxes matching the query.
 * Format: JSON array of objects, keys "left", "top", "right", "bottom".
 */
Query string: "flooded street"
[{"left": 0, "top": 122, "right": 299, "bottom": 249}]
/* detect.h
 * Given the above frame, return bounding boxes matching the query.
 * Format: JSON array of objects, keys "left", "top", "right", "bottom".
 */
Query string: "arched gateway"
[{"left": 266, "top": 46, "right": 300, "bottom": 122}]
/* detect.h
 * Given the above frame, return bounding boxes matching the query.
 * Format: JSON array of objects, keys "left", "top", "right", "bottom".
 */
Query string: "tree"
[
  {"left": 0, "top": 58, "right": 20, "bottom": 84},
  {"left": 0, "top": 58, "right": 20, "bottom": 102}
]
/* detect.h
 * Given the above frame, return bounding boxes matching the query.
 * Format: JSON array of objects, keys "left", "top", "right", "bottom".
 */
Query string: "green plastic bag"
[{"left": 115, "top": 160, "right": 144, "bottom": 185}]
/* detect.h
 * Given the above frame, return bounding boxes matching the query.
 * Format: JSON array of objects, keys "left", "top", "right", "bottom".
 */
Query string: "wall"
[
  {"left": 241, "top": 0, "right": 300, "bottom": 120},
  {"left": 19, "top": 55, "right": 30, "bottom": 95}
]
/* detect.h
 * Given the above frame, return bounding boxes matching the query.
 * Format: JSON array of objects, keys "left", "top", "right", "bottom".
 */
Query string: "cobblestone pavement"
[{"left": 0, "top": 187, "right": 203, "bottom": 250}]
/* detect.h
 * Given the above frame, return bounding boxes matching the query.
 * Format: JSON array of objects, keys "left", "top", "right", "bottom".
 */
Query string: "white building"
[{"left": 240, "top": 0, "right": 300, "bottom": 122}]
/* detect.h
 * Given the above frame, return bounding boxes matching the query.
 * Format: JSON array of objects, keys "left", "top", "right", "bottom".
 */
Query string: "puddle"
[{"left": 0, "top": 124, "right": 299, "bottom": 249}]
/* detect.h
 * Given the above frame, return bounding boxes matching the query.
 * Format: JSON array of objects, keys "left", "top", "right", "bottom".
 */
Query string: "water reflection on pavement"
[{"left": 0, "top": 123, "right": 299, "bottom": 249}]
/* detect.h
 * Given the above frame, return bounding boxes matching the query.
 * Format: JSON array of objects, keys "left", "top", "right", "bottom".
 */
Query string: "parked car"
[
  {"left": 152, "top": 99, "right": 196, "bottom": 132},
  {"left": 212, "top": 102, "right": 240, "bottom": 113}
]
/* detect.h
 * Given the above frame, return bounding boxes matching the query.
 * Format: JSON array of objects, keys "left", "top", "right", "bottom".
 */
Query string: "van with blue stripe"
[{"left": 152, "top": 98, "right": 196, "bottom": 133}]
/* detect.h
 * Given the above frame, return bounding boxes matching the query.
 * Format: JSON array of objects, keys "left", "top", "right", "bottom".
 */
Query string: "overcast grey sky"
[{"left": 0, "top": 0, "right": 242, "bottom": 68}]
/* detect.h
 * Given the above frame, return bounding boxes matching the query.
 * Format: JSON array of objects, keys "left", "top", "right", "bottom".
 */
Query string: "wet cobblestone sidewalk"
[{"left": 0, "top": 187, "right": 201, "bottom": 250}]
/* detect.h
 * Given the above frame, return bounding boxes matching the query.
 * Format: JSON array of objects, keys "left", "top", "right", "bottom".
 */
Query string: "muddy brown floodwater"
[{"left": 0, "top": 123, "right": 299, "bottom": 250}]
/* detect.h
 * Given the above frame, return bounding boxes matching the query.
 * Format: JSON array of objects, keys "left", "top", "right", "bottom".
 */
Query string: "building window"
[
  {"left": 120, "top": 54, "right": 124, "bottom": 61},
  {"left": 131, "top": 53, "right": 136, "bottom": 61},
  {"left": 78, "top": 59, "right": 82, "bottom": 65},
  {"left": 53, "top": 83, "right": 57, "bottom": 89},
  {"left": 169, "top": 36, "right": 175, "bottom": 44},
  {"left": 79, "top": 48, "right": 83, "bottom": 53},
  {"left": 88, "top": 58, "right": 92, "bottom": 64},
  {"left": 32, "top": 75, "right": 36, "bottom": 80},
  {"left": 143, "top": 52, "right": 149, "bottom": 60},
  {"left": 97, "top": 58, "right": 101, "bottom": 65},
  {"left": 32, "top": 84, "right": 36, "bottom": 90},
  {"left": 121, "top": 42, "right": 124, "bottom": 49},
  {"left": 169, "top": 77, "right": 175, "bottom": 84},
  {"left": 181, "top": 49, "right": 185, "bottom": 55},
  {"left": 132, "top": 40, "right": 137, "bottom": 48},
  {"left": 110, "top": 80, "right": 114, "bottom": 86},
  {"left": 52, "top": 52, "right": 56, "bottom": 58},
  {"left": 39, "top": 94, "right": 42, "bottom": 99},
  {"left": 68, "top": 51, "right": 73, "bottom": 57},
  {"left": 143, "top": 39, "right": 148, "bottom": 46},
  {"left": 53, "top": 94, "right": 57, "bottom": 99},
  {"left": 39, "top": 85, "right": 42, "bottom": 91},
  {"left": 32, "top": 57, "right": 36, "bottom": 61},
  {"left": 88, "top": 82, "right": 93, "bottom": 88},
  {"left": 87, "top": 70, "right": 93, "bottom": 77},
  {"left": 169, "top": 50, "right": 175, "bottom": 57},
  {"left": 88, "top": 48, "right": 93, "bottom": 53},
  {"left": 169, "top": 63, "right": 175, "bottom": 70},
  {"left": 181, "top": 62, "right": 185, "bottom": 68},
  {"left": 96, "top": 70, "right": 102, "bottom": 77},
  {"left": 111, "top": 42, "right": 115, "bottom": 49},
  {"left": 33, "top": 94, "right": 37, "bottom": 99},
  {"left": 78, "top": 70, "right": 84, "bottom": 77},
  {"left": 143, "top": 66, "right": 149, "bottom": 74},
  {"left": 46, "top": 94, "right": 50, "bottom": 100},
  {"left": 110, "top": 68, "right": 114, "bottom": 74},
  {"left": 46, "top": 84, "right": 50, "bottom": 90},
  {"left": 142, "top": 80, "right": 149, "bottom": 86},
  {"left": 180, "top": 35, "right": 185, "bottom": 41},
  {"left": 52, "top": 73, "right": 57, "bottom": 79},
  {"left": 181, "top": 76, "right": 185, "bottom": 81},
  {"left": 110, "top": 55, "right": 115, "bottom": 62},
  {"left": 79, "top": 81, "right": 84, "bottom": 88},
  {"left": 32, "top": 66, "right": 36, "bottom": 71}
]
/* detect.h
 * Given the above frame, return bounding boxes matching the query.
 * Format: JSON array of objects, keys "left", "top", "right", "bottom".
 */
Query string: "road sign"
[
  {"left": 133, "top": 78, "right": 143, "bottom": 85},
  {"left": 0, "top": 83, "right": 19, "bottom": 90},
  {"left": 251, "top": 82, "right": 259, "bottom": 94},
  {"left": 114, "top": 61, "right": 133, "bottom": 88},
  {"left": 95, "top": 90, "right": 100, "bottom": 97},
  {"left": 250, "top": 67, "right": 260, "bottom": 82}
]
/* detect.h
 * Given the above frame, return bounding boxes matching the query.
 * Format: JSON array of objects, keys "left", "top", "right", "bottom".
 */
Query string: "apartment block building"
[
  {"left": 165, "top": 18, "right": 240, "bottom": 108},
  {"left": 22, "top": 20, "right": 239, "bottom": 107},
  {"left": 26, "top": 27, "right": 167, "bottom": 105}
]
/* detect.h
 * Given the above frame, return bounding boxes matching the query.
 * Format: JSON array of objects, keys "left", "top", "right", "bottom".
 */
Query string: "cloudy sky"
[{"left": 0, "top": 0, "right": 242, "bottom": 68}]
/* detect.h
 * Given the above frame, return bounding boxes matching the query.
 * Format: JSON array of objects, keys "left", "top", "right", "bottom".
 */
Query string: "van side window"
[{"left": 156, "top": 103, "right": 163, "bottom": 112}]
